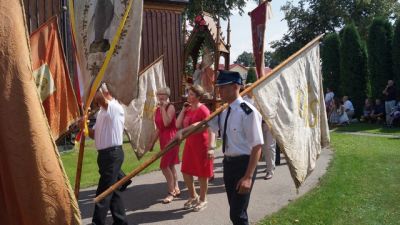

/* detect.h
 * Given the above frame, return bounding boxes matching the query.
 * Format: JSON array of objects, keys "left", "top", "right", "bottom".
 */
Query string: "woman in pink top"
[
  {"left": 176, "top": 85, "right": 214, "bottom": 212},
  {"left": 151, "top": 87, "right": 180, "bottom": 204}
]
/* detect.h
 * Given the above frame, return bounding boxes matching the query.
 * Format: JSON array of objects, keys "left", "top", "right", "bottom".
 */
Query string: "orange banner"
[
  {"left": 0, "top": 1, "right": 81, "bottom": 224},
  {"left": 30, "top": 16, "right": 80, "bottom": 140}
]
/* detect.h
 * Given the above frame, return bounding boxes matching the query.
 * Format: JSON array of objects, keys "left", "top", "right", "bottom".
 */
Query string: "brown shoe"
[
  {"left": 183, "top": 195, "right": 199, "bottom": 209},
  {"left": 174, "top": 188, "right": 181, "bottom": 196},
  {"left": 162, "top": 192, "right": 176, "bottom": 204},
  {"left": 193, "top": 200, "right": 207, "bottom": 212}
]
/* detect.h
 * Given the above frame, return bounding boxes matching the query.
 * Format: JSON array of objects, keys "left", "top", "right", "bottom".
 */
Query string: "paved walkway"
[{"left": 79, "top": 148, "right": 333, "bottom": 225}]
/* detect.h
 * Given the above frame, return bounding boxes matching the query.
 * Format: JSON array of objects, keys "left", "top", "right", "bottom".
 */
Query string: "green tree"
[
  {"left": 271, "top": 0, "right": 400, "bottom": 65},
  {"left": 246, "top": 67, "right": 257, "bottom": 84},
  {"left": 184, "top": 0, "right": 247, "bottom": 21},
  {"left": 234, "top": 51, "right": 255, "bottom": 67},
  {"left": 321, "top": 33, "right": 341, "bottom": 95},
  {"left": 264, "top": 51, "right": 279, "bottom": 69},
  {"left": 393, "top": 20, "right": 400, "bottom": 89},
  {"left": 367, "top": 17, "right": 393, "bottom": 98},
  {"left": 340, "top": 24, "right": 368, "bottom": 117}
]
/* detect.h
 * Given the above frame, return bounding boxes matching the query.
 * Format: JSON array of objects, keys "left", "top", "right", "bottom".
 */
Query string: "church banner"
[
  {"left": 0, "top": 1, "right": 81, "bottom": 223},
  {"left": 252, "top": 41, "right": 330, "bottom": 188},
  {"left": 250, "top": 1, "right": 271, "bottom": 78},
  {"left": 30, "top": 16, "right": 80, "bottom": 140},
  {"left": 73, "top": 0, "right": 143, "bottom": 105},
  {"left": 124, "top": 58, "right": 167, "bottom": 159}
]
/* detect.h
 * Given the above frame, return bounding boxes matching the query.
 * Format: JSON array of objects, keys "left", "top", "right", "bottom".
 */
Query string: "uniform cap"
[{"left": 216, "top": 70, "right": 243, "bottom": 86}]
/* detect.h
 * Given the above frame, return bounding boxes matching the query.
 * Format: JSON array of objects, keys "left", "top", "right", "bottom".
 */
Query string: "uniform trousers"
[
  {"left": 92, "top": 146, "right": 128, "bottom": 225},
  {"left": 223, "top": 155, "right": 256, "bottom": 225}
]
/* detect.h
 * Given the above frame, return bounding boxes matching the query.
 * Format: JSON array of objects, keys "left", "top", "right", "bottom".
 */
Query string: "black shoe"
[{"left": 119, "top": 179, "right": 132, "bottom": 192}]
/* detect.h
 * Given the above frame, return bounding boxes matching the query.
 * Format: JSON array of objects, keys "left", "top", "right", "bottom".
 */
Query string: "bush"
[
  {"left": 393, "top": 20, "right": 400, "bottom": 92},
  {"left": 321, "top": 33, "right": 341, "bottom": 96},
  {"left": 246, "top": 67, "right": 257, "bottom": 84},
  {"left": 367, "top": 17, "right": 393, "bottom": 99},
  {"left": 340, "top": 24, "right": 369, "bottom": 117}
]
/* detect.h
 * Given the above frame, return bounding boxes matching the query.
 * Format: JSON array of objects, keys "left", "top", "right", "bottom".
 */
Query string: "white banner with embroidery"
[
  {"left": 74, "top": 0, "right": 143, "bottom": 105},
  {"left": 252, "top": 42, "right": 330, "bottom": 188},
  {"left": 123, "top": 59, "right": 166, "bottom": 159}
]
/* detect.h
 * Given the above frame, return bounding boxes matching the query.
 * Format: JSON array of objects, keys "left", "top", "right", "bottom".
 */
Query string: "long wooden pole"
[
  {"left": 240, "top": 34, "right": 324, "bottom": 96},
  {"left": 94, "top": 34, "right": 324, "bottom": 203},
  {"left": 139, "top": 55, "right": 164, "bottom": 76},
  {"left": 94, "top": 102, "right": 228, "bottom": 203},
  {"left": 74, "top": 132, "right": 86, "bottom": 198},
  {"left": 73, "top": 109, "right": 98, "bottom": 198}
]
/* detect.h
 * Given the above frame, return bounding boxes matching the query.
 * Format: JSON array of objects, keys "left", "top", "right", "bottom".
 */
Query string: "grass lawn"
[
  {"left": 258, "top": 132, "right": 400, "bottom": 225},
  {"left": 61, "top": 138, "right": 221, "bottom": 188},
  {"left": 333, "top": 122, "right": 400, "bottom": 135}
]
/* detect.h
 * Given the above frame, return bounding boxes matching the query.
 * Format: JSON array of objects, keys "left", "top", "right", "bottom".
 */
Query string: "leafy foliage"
[
  {"left": 321, "top": 33, "right": 341, "bottom": 95},
  {"left": 234, "top": 51, "right": 255, "bottom": 67},
  {"left": 264, "top": 51, "right": 279, "bottom": 69},
  {"left": 246, "top": 67, "right": 257, "bottom": 84},
  {"left": 340, "top": 24, "right": 368, "bottom": 117},
  {"left": 270, "top": 0, "right": 400, "bottom": 65},
  {"left": 393, "top": 20, "right": 400, "bottom": 90},
  {"left": 184, "top": 0, "right": 247, "bottom": 21},
  {"left": 367, "top": 17, "right": 393, "bottom": 99}
]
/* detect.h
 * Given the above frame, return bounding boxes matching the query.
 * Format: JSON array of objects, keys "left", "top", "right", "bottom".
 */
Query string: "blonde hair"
[
  {"left": 157, "top": 87, "right": 171, "bottom": 96},
  {"left": 99, "top": 83, "right": 109, "bottom": 93},
  {"left": 188, "top": 84, "right": 205, "bottom": 98}
]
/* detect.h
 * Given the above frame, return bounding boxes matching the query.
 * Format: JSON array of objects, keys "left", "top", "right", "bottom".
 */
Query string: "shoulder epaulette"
[{"left": 240, "top": 102, "right": 253, "bottom": 115}]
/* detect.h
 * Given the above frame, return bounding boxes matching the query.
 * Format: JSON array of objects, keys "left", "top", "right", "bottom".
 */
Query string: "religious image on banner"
[
  {"left": 73, "top": 0, "right": 143, "bottom": 105},
  {"left": 124, "top": 58, "right": 167, "bottom": 159},
  {"left": 250, "top": 1, "right": 271, "bottom": 78},
  {"left": 252, "top": 40, "right": 330, "bottom": 188},
  {"left": 30, "top": 16, "right": 80, "bottom": 140}
]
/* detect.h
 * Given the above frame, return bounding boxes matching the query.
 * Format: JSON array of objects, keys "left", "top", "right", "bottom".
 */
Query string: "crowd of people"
[
  {"left": 86, "top": 71, "right": 276, "bottom": 225},
  {"left": 325, "top": 80, "right": 400, "bottom": 128}
]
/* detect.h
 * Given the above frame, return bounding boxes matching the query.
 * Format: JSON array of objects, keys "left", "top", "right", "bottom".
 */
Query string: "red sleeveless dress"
[
  {"left": 181, "top": 104, "right": 213, "bottom": 177},
  {"left": 155, "top": 105, "right": 180, "bottom": 169}
]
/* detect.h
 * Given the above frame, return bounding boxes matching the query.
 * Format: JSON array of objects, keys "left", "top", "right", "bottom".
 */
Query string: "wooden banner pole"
[{"left": 74, "top": 132, "right": 86, "bottom": 198}]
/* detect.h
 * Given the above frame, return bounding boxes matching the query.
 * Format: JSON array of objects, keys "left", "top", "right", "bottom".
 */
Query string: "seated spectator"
[
  {"left": 329, "top": 97, "right": 349, "bottom": 126},
  {"left": 360, "top": 98, "right": 373, "bottom": 123},
  {"left": 382, "top": 80, "right": 397, "bottom": 125},
  {"left": 325, "top": 87, "right": 335, "bottom": 110},
  {"left": 388, "top": 101, "right": 400, "bottom": 127},
  {"left": 342, "top": 96, "right": 355, "bottom": 120},
  {"left": 370, "top": 99, "right": 385, "bottom": 124}
]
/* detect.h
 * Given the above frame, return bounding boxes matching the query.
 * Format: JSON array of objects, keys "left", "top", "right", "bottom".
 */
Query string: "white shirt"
[
  {"left": 208, "top": 97, "right": 264, "bottom": 157},
  {"left": 325, "top": 92, "right": 334, "bottom": 104},
  {"left": 343, "top": 100, "right": 354, "bottom": 111},
  {"left": 94, "top": 99, "right": 125, "bottom": 150},
  {"left": 242, "top": 95, "right": 255, "bottom": 106}
]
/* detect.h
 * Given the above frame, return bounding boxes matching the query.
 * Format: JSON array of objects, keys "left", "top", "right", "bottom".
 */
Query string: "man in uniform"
[
  {"left": 208, "top": 71, "right": 264, "bottom": 225},
  {"left": 86, "top": 83, "right": 129, "bottom": 225}
]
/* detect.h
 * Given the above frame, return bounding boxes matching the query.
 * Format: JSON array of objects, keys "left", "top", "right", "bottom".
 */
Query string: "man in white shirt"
[
  {"left": 208, "top": 71, "right": 264, "bottom": 225},
  {"left": 87, "top": 83, "right": 128, "bottom": 225},
  {"left": 342, "top": 96, "right": 355, "bottom": 119},
  {"left": 324, "top": 87, "right": 334, "bottom": 108}
]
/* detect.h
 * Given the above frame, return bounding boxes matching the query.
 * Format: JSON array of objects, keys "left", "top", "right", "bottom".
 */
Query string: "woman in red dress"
[
  {"left": 176, "top": 85, "right": 214, "bottom": 212},
  {"left": 152, "top": 87, "right": 180, "bottom": 203}
]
